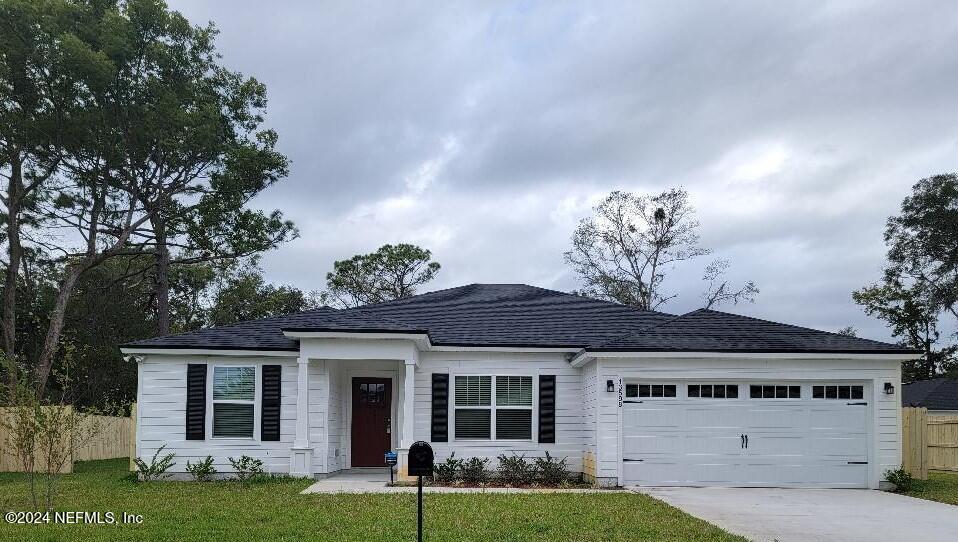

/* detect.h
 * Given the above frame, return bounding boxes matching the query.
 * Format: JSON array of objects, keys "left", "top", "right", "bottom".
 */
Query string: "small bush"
[
  {"left": 496, "top": 453, "right": 536, "bottom": 486},
  {"left": 186, "top": 455, "right": 217, "bottom": 482},
  {"left": 884, "top": 467, "right": 915, "bottom": 492},
  {"left": 228, "top": 455, "right": 264, "bottom": 484},
  {"left": 432, "top": 452, "right": 464, "bottom": 484},
  {"left": 133, "top": 445, "right": 176, "bottom": 482},
  {"left": 460, "top": 457, "right": 490, "bottom": 485},
  {"left": 534, "top": 452, "right": 569, "bottom": 486}
]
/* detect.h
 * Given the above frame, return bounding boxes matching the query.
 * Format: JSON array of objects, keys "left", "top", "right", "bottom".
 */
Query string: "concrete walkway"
[
  {"left": 632, "top": 486, "right": 958, "bottom": 542},
  {"left": 301, "top": 469, "right": 623, "bottom": 494}
]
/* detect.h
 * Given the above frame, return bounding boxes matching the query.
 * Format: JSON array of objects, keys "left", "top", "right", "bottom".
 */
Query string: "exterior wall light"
[
  {"left": 607, "top": 380, "right": 615, "bottom": 393},
  {"left": 884, "top": 382, "right": 895, "bottom": 395}
]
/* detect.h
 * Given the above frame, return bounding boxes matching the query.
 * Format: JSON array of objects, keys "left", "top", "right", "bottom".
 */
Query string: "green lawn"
[
  {"left": 0, "top": 459, "right": 745, "bottom": 542},
  {"left": 903, "top": 471, "right": 958, "bottom": 506}
]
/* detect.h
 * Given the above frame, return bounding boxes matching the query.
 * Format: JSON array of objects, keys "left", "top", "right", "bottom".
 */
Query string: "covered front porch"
[{"left": 286, "top": 333, "right": 425, "bottom": 479}]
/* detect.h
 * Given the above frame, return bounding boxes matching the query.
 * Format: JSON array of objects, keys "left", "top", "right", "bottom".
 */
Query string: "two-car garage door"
[{"left": 621, "top": 382, "right": 870, "bottom": 488}]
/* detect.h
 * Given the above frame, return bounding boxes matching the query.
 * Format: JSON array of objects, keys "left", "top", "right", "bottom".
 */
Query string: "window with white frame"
[
  {"left": 454, "top": 375, "right": 533, "bottom": 440},
  {"left": 212, "top": 366, "right": 255, "bottom": 438}
]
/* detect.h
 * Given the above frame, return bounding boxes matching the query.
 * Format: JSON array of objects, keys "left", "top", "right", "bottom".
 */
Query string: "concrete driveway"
[{"left": 632, "top": 487, "right": 958, "bottom": 542}]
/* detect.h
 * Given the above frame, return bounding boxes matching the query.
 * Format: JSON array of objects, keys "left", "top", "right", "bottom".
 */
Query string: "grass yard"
[
  {"left": 0, "top": 459, "right": 745, "bottom": 542},
  {"left": 903, "top": 471, "right": 958, "bottom": 506}
]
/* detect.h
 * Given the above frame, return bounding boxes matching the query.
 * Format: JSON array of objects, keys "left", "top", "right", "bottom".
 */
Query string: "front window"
[
  {"left": 212, "top": 366, "right": 255, "bottom": 438},
  {"left": 454, "top": 375, "right": 533, "bottom": 440}
]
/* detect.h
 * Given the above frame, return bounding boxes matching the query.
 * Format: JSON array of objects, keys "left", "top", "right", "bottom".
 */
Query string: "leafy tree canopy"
[{"left": 322, "top": 244, "right": 441, "bottom": 308}]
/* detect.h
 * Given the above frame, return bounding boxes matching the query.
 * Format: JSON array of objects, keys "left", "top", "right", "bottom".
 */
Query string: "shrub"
[
  {"left": 432, "top": 452, "right": 464, "bottom": 484},
  {"left": 884, "top": 467, "right": 915, "bottom": 492},
  {"left": 186, "top": 455, "right": 217, "bottom": 482},
  {"left": 534, "top": 452, "right": 569, "bottom": 486},
  {"left": 496, "top": 453, "right": 536, "bottom": 486},
  {"left": 133, "top": 445, "right": 176, "bottom": 482},
  {"left": 460, "top": 457, "right": 490, "bottom": 485},
  {"left": 228, "top": 455, "right": 264, "bottom": 484}
]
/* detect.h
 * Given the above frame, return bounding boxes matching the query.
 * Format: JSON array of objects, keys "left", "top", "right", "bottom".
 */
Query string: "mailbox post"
[
  {"left": 407, "top": 441, "right": 434, "bottom": 542},
  {"left": 384, "top": 451, "right": 398, "bottom": 484}
]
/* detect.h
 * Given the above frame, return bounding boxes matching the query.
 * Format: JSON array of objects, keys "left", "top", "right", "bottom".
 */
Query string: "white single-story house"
[{"left": 122, "top": 283, "right": 917, "bottom": 488}]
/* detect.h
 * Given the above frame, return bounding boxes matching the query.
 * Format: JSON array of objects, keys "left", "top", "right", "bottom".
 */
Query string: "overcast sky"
[{"left": 167, "top": 0, "right": 958, "bottom": 342}]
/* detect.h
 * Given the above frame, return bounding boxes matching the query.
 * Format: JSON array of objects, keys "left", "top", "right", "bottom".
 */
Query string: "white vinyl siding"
[{"left": 137, "top": 355, "right": 298, "bottom": 474}]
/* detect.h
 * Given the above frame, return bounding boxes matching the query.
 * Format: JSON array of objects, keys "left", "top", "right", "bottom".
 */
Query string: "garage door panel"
[
  {"left": 621, "top": 381, "right": 870, "bottom": 488},
  {"left": 809, "top": 407, "right": 867, "bottom": 431},
  {"left": 686, "top": 406, "right": 746, "bottom": 430},
  {"left": 623, "top": 405, "right": 682, "bottom": 429}
]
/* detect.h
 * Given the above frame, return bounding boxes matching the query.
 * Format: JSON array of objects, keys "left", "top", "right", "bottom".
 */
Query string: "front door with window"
[{"left": 351, "top": 378, "right": 392, "bottom": 467}]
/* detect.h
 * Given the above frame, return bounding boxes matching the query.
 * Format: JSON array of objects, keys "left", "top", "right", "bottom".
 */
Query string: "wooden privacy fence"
[
  {"left": 902, "top": 407, "right": 958, "bottom": 479},
  {"left": 0, "top": 406, "right": 134, "bottom": 474}
]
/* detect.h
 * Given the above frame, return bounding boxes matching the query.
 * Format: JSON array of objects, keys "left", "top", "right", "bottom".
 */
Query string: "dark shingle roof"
[
  {"left": 902, "top": 378, "right": 958, "bottom": 410},
  {"left": 125, "top": 283, "right": 915, "bottom": 354},
  {"left": 595, "top": 308, "right": 914, "bottom": 353}
]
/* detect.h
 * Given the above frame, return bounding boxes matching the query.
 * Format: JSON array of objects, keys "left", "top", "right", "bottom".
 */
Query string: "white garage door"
[{"left": 621, "top": 382, "right": 870, "bottom": 488}]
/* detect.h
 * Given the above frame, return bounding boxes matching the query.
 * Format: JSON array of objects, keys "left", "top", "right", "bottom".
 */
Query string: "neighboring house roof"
[
  {"left": 124, "top": 283, "right": 916, "bottom": 354},
  {"left": 902, "top": 378, "right": 958, "bottom": 410}
]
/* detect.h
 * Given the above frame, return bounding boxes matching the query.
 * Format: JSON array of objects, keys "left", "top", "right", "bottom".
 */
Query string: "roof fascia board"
[
  {"left": 429, "top": 345, "right": 579, "bottom": 353},
  {"left": 283, "top": 331, "right": 432, "bottom": 349},
  {"left": 119, "top": 347, "right": 298, "bottom": 357},
  {"left": 586, "top": 350, "right": 918, "bottom": 361}
]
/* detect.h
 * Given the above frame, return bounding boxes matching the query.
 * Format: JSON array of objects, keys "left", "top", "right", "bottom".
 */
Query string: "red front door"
[{"left": 351, "top": 378, "right": 392, "bottom": 467}]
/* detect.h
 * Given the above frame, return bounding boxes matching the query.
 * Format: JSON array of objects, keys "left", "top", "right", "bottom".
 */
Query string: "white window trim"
[
  {"left": 451, "top": 374, "right": 535, "bottom": 442},
  {"left": 208, "top": 363, "right": 260, "bottom": 441}
]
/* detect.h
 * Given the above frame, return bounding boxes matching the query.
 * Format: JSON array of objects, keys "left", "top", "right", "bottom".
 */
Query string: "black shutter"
[
  {"left": 261, "top": 365, "right": 282, "bottom": 441},
  {"left": 186, "top": 364, "right": 207, "bottom": 440},
  {"left": 431, "top": 373, "right": 449, "bottom": 442},
  {"left": 538, "top": 375, "right": 556, "bottom": 443}
]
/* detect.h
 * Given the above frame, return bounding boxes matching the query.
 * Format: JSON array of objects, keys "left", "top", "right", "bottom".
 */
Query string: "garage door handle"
[
  {"left": 623, "top": 459, "right": 644, "bottom": 462},
  {"left": 846, "top": 402, "right": 868, "bottom": 406},
  {"left": 847, "top": 461, "right": 868, "bottom": 465},
  {"left": 623, "top": 400, "right": 644, "bottom": 404}
]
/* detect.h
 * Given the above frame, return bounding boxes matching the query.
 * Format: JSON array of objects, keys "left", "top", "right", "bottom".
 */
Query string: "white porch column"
[
  {"left": 397, "top": 357, "right": 417, "bottom": 479},
  {"left": 401, "top": 359, "right": 417, "bottom": 449},
  {"left": 290, "top": 355, "right": 314, "bottom": 477}
]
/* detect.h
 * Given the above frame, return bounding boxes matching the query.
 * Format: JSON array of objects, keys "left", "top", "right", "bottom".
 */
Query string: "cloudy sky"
[{"left": 168, "top": 0, "right": 958, "bottom": 341}]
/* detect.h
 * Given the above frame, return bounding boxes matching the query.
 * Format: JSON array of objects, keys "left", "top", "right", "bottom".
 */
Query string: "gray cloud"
[{"left": 168, "top": 0, "right": 958, "bottom": 341}]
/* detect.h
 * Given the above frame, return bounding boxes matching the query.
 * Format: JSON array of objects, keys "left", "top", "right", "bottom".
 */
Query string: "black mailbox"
[{"left": 408, "top": 441, "right": 434, "bottom": 477}]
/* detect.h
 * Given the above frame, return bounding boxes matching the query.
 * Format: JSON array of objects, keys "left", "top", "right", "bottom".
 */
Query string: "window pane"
[
  {"left": 701, "top": 385, "right": 713, "bottom": 398},
  {"left": 495, "top": 409, "right": 532, "bottom": 440},
  {"left": 454, "top": 409, "right": 491, "bottom": 439},
  {"left": 626, "top": 384, "right": 638, "bottom": 398},
  {"left": 838, "top": 386, "right": 851, "bottom": 399},
  {"left": 826, "top": 386, "right": 838, "bottom": 399},
  {"left": 851, "top": 386, "right": 864, "bottom": 399},
  {"left": 455, "top": 376, "right": 491, "bottom": 406},
  {"left": 496, "top": 376, "right": 533, "bottom": 406},
  {"left": 651, "top": 385, "right": 663, "bottom": 398},
  {"left": 727, "top": 385, "right": 739, "bottom": 399},
  {"left": 750, "top": 385, "right": 762, "bottom": 398},
  {"left": 813, "top": 386, "right": 824, "bottom": 399},
  {"left": 688, "top": 385, "right": 700, "bottom": 398},
  {"left": 663, "top": 385, "right": 676, "bottom": 398},
  {"left": 638, "top": 385, "right": 650, "bottom": 397},
  {"left": 764, "top": 386, "right": 775, "bottom": 398},
  {"left": 213, "top": 403, "right": 253, "bottom": 438},
  {"left": 788, "top": 386, "right": 801, "bottom": 399},
  {"left": 213, "top": 366, "right": 254, "bottom": 401},
  {"left": 714, "top": 385, "right": 726, "bottom": 399}
]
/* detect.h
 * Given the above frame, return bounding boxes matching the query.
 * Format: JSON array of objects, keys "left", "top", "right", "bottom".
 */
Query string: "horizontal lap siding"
[
  {"left": 308, "top": 362, "right": 329, "bottom": 474},
  {"left": 594, "top": 357, "right": 902, "bottom": 488},
  {"left": 138, "top": 356, "right": 299, "bottom": 474},
  {"left": 415, "top": 352, "right": 584, "bottom": 472}
]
